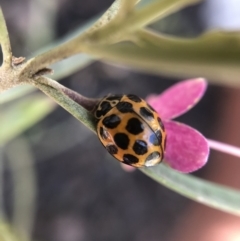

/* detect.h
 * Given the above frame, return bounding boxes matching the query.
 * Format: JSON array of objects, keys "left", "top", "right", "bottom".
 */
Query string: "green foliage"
[
  {"left": 142, "top": 164, "right": 240, "bottom": 215},
  {"left": 0, "top": 0, "right": 240, "bottom": 226},
  {"left": 0, "top": 220, "right": 22, "bottom": 241},
  {"left": 82, "top": 30, "right": 240, "bottom": 86},
  {"left": 0, "top": 95, "right": 56, "bottom": 144}
]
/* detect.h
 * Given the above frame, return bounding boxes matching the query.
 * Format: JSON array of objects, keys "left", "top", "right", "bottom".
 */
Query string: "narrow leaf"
[
  {"left": 0, "top": 95, "right": 56, "bottom": 144},
  {"left": 82, "top": 30, "right": 240, "bottom": 87},
  {"left": 89, "top": 0, "right": 203, "bottom": 42},
  {"left": 0, "top": 86, "right": 34, "bottom": 104},
  {"left": 34, "top": 81, "right": 96, "bottom": 132},
  {"left": 141, "top": 164, "right": 240, "bottom": 216},
  {"left": 0, "top": 221, "right": 20, "bottom": 241}
]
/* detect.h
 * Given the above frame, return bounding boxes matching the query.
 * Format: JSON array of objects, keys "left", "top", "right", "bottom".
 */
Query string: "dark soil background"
[{"left": 1, "top": 1, "right": 223, "bottom": 241}]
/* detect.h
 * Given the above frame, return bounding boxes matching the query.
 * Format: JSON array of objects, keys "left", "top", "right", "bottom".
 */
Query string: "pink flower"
[{"left": 147, "top": 78, "right": 209, "bottom": 173}]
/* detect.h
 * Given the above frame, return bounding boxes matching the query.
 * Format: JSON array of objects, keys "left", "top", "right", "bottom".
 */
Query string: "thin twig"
[
  {"left": 32, "top": 77, "right": 97, "bottom": 132},
  {"left": 88, "top": 0, "right": 202, "bottom": 42},
  {"left": 19, "top": 0, "right": 200, "bottom": 78},
  {"left": 34, "top": 76, "right": 98, "bottom": 111},
  {"left": 19, "top": 0, "right": 124, "bottom": 77},
  {"left": 0, "top": 7, "right": 12, "bottom": 67}
]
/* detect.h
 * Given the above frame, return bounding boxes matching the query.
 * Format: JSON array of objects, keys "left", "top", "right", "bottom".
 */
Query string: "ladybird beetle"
[{"left": 94, "top": 94, "right": 166, "bottom": 167}]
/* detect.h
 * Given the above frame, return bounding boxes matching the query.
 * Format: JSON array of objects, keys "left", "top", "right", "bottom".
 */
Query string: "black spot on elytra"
[
  {"left": 146, "top": 151, "right": 161, "bottom": 162},
  {"left": 95, "top": 101, "right": 112, "bottom": 118},
  {"left": 140, "top": 107, "right": 154, "bottom": 120},
  {"left": 116, "top": 102, "right": 133, "bottom": 113},
  {"left": 155, "top": 130, "right": 162, "bottom": 143},
  {"left": 126, "top": 118, "right": 144, "bottom": 135},
  {"left": 157, "top": 117, "right": 165, "bottom": 131},
  {"left": 95, "top": 110, "right": 103, "bottom": 118},
  {"left": 106, "top": 144, "right": 118, "bottom": 155},
  {"left": 149, "top": 133, "right": 159, "bottom": 146},
  {"left": 106, "top": 95, "right": 122, "bottom": 101},
  {"left": 133, "top": 140, "right": 148, "bottom": 155},
  {"left": 127, "top": 94, "right": 142, "bottom": 103},
  {"left": 123, "top": 154, "right": 139, "bottom": 165},
  {"left": 102, "top": 114, "right": 121, "bottom": 129},
  {"left": 99, "top": 127, "right": 109, "bottom": 140},
  {"left": 114, "top": 133, "right": 130, "bottom": 150}
]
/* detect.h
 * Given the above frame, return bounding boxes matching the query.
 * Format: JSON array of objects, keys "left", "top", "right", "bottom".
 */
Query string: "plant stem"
[
  {"left": 20, "top": 0, "right": 201, "bottom": 78},
  {"left": 34, "top": 77, "right": 98, "bottom": 111},
  {"left": 89, "top": 0, "right": 202, "bottom": 42},
  {"left": 19, "top": 0, "right": 124, "bottom": 76},
  {"left": 208, "top": 139, "right": 240, "bottom": 158},
  {"left": 0, "top": 7, "right": 12, "bottom": 67},
  {"left": 32, "top": 77, "right": 97, "bottom": 132}
]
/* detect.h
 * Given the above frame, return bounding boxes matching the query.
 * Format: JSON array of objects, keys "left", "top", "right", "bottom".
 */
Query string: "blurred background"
[{"left": 1, "top": 0, "right": 240, "bottom": 241}]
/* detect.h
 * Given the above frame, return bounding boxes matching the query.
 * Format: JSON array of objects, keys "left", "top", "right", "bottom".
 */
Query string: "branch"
[
  {"left": 88, "top": 0, "right": 203, "bottom": 42},
  {"left": 19, "top": 0, "right": 125, "bottom": 77},
  {"left": 31, "top": 77, "right": 97, "bottom": 132},
  {"left": 0, "top": 7, "right": 12, "bottom": 67},
  {"left": 78, "top": 30, "right": 240, "bottom": 87},
  {"left": 19, "top": 0, "right": 200, "bottom": 78}
]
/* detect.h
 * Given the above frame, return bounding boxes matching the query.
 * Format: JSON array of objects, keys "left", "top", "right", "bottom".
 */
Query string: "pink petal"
[
  {"left": 163, "top": 121, "right": 209, "bottom": 173},
  {"left": 147, "top": 78, "right": 207, "bottom": 120}
]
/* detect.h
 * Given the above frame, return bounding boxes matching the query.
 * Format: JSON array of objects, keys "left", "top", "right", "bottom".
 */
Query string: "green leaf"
[
  {"left": 0, "top": 95, "right": 56, "bottom": 144},
  {"left": 0, "top": 86, "right": 34, "bottom": 104},
  {"left": 142, "top": 164, "right": 240, "bottom": 216},
  {"left": 34, "top": 81, "right": 96, "bottom": 133},
  {"left": 89, "top": 0, "right": 202, "bottom": 43},
  {"left": 0, "top": 220, "right": 21, "bottom": 241},
  {"left": 6, "top": 137, "right": 36, "bottom": 241},
  {"left": 82, "top": 30, "right": 240, "bottom": 87},
  {"left": 133, "top": 0, "right": 202, "bottom": 28}
]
